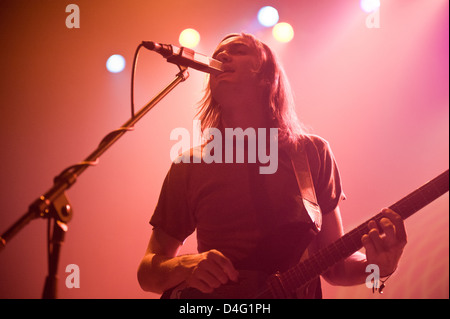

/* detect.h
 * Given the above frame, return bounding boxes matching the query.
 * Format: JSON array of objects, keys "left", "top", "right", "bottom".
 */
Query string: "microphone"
[{"left": 142, "top": 41, "right": 223, "bottom": 75}]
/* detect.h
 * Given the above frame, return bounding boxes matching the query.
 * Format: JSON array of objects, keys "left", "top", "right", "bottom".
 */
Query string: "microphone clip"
[{"left": 142, "top": 41, "right": 223, "bottom": 75}]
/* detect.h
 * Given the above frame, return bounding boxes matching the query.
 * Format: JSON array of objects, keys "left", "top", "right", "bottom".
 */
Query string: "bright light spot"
[
  {"left": 272, "top": 22, "right": 294, "bottom": 43},
  {"left": 179, "top": 28, "right": 201, "bottom": 48},
  {"left": 257, "top": 6, "right": 279, "bottom": 27},
  {"left": 360, "top": 0, "right": 380, "bottom": 13},
  {"left": 106, "top": 54, "right": 126, "bottom": 73}
]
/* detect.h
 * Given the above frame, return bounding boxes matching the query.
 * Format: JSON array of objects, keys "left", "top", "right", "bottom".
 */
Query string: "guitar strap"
[
  {"left": 289, "top": 141, "right": 324, "bottom": 298},
  {"left": 290, "top": 141, "right": 322, "bottom": 233}
]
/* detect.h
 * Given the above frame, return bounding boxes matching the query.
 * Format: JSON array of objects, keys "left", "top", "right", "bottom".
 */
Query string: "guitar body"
[
  {"left": 162, "top": 270, "right": 270, "bottom": 299},
  {"left": 161, "top": 222, "right": 320, "bottom": 299},
  {"left": 161, "top": 269, "right": 321, "bottom": 299}
]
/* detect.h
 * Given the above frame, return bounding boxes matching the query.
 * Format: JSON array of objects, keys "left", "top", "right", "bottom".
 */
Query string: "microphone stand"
[{"left": 0, "top": 65, "right": 189, "bottom": 299}]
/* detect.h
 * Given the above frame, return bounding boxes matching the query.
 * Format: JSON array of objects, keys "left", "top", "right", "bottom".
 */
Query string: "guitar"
[{"left": 162, "top": 170, "right": 449, "bottom": 299}]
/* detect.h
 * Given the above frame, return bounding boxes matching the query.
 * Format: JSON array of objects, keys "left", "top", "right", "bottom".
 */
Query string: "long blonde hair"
[{"left": 197, "top": 33, "right": 305, "bottom": 147}]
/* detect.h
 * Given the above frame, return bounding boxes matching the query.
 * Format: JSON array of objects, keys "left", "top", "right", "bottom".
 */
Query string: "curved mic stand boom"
[{"left": 0, "top": 65, "right": 189, "bottom": 299}]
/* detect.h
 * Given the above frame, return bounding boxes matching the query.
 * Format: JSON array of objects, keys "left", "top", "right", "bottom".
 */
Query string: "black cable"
[
  {"left": 52, "top": 44, "right": 145, "bottom": 184},
  {"left": 131, "top": 43, "right": 144, "bottom": 118}
]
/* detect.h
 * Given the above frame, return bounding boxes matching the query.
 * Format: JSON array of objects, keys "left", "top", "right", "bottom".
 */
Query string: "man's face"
[{"left": 209, "top": 36, "right": 262, "bottom": 99}]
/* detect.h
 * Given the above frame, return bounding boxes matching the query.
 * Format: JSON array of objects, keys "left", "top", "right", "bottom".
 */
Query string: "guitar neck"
[{"left": 280, "top": 170, "right": 449, "bottom": 293}]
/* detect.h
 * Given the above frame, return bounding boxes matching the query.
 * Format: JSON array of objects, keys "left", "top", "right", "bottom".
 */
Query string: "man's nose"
[{"left": 216, "top": 51, "right": 232, "bottom": 63}]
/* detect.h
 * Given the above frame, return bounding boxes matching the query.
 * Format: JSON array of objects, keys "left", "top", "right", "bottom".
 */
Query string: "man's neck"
[
  {"left": 219, "top": 94, "right": 270, "bottom": 129},
  {"left": 221, "top": 111, "right": 269, "bottom": 130}
]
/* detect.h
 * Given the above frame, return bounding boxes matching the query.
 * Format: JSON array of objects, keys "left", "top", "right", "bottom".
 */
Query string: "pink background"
[{"left": 0, "top": 0, "right": 448, "bottom": 299}]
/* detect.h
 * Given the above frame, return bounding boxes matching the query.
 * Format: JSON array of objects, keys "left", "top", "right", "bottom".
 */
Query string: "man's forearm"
[{"left": 137, "top": 253, "right": 197, "bottom": 294}]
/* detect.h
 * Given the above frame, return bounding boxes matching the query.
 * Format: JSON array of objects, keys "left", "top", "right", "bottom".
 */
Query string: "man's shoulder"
[
  {"left": 171, "top": 143, "right": 205, "bottom": 165},
  {"left": 299, "top": 133, "right": 330, "bottom": 151}
]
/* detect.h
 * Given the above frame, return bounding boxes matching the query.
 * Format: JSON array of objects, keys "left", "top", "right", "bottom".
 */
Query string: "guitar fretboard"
[{"left": 280, "top": 170, "right": 449, "bottom": 294}]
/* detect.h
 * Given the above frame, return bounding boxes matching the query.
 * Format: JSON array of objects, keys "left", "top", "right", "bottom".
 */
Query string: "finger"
[
  {"left": 361, "top": 234, "right": 377, "bottom": 259},
  {"left": 188, "top": 258, "right": 227, "bottom": 292},
  {"left": 199, "top": 255, "right": 231, "bottom": 285},
  {"left": 208, "top": 250, "right": 239, "bottom": 282},
  {"left": 367, "top": 222, "right": 385, "bottom": 252},
  {"left": 381, "top": 208, "right": 407, "bottom": 245},
  {"left": 363, "top": 220, "right": 381, "bottom": 257},
  {"left": 378, "top": 217, "right": 396, "bottom": 247},
  {"left": 188, "top": 269, "right": 217, "bottom": 293},
  {"left": 195, "top": 266, "right": 223, "bottom": 289}
]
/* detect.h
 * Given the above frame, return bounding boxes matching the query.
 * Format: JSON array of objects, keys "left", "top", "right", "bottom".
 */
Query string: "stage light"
[
  {"left": 272, "top": 22, "right": 294, "bottom": 43},
  {"left": 179, "top": 28, "right": 200, "bottom": 48},
  {"left": 257, "top": 6, "right": 279, "bottom": 27},
  {"left": 106, "top": 54, "right": 126, "bottom": 73},
  {"left": 360, "top": 0, "right": 380, "bottom": 13}
]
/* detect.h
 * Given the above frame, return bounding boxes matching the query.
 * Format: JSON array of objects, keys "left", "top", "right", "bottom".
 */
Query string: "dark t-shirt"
[{"left": 150, "top": 134, "right": 344, "bottom": 274}]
